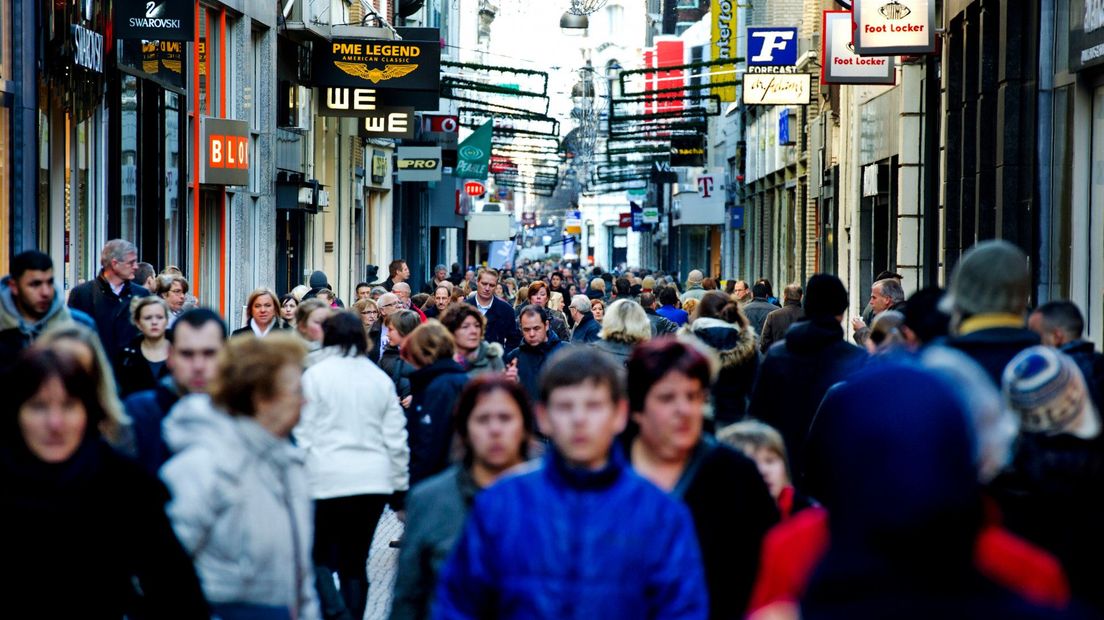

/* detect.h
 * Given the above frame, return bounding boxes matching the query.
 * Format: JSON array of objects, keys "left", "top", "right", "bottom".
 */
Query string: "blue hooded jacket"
[{"left": 433, "top": 446, "right": 708, "bottom": 620}]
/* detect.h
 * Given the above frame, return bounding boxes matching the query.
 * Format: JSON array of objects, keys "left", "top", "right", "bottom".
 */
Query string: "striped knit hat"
[{"left": 1002, "top": 346, "right": 1090, "bottom": 434}]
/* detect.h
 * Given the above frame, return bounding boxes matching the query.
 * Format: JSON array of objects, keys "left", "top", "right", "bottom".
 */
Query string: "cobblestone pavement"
[{"left": 365, "top": 507, "right": 405, "bottom": 619}]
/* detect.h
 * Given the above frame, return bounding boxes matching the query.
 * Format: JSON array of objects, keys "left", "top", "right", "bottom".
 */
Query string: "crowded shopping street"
[{"left": 3, "top": 0, "right": 1104, "bottom": 618}]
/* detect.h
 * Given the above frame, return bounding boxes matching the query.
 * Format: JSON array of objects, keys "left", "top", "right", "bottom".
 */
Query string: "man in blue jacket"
[
  {"left": 465, "top": 268, "right": 521, "bottom": 351},
  {"left": 434, "top": 347, "right": 708, "bottom": 619},
  {"left": 504, "top": 306, "right": 567, "bottom": 399}
]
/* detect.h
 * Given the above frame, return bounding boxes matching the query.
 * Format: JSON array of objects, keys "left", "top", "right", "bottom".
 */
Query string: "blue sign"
[
  {"left": 747, "top": 27, "right": 799, "bottom": 66},
  {"left": 630, "top": 201, "right": 650, "bottom": 233},
  {"left": 779, "top": 109, "right": 791, "bottom": 145},
  {"left": 729, "top": 207, "right": 745, "bottom": 229},
  {"left": 497, "top": 187, "right": 508, "bottom": 199}
]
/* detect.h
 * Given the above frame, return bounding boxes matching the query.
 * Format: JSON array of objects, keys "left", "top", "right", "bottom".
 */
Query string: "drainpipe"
[{"left": 1036, "top": 0, "right": 1055, "bottom": 303}]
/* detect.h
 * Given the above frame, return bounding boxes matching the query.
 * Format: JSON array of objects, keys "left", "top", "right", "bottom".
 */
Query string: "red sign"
[
  {"left": 424, "top": 114, "right": 459, "bottom": 133},
  {"left": 464, "top": 181, "right": 486, "bottom": 196},
  {"left": 618, "top": 212, "right": 633, "bottom": 228},
  {"left": 489, "top": 155, "right": 516, "bottom": 174}
]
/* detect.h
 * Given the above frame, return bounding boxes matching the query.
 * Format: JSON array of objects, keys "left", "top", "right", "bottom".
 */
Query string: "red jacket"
[{"left": 748, "top": 507, "right": 1070, "bottom": 615}]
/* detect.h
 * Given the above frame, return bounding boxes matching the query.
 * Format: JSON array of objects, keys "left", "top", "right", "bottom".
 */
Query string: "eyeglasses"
[
  {"left": 362, "top": 310, "right": 379, "bottom": 316},
  {"left": 379, "top": 302, "right": 400, "bottom": 309}
]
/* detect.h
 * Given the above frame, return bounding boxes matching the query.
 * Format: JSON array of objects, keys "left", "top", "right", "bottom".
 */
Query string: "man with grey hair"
[
  {"left": 569, "top": 294, "right": 602, "bottom": 344},
  {"left": 68, "top": 239, "right": 149, "bottom": 362},
  {"left": 393, "top": 281, "right": 427, "bottom": 321},
  {"left": 369, "top": 292, "right": 404, "bottom": 364},
  {"left": 680, "top": 269, "right": 707, "bottom": 303},
  {"left": 422, "top": 264, "right": 450, "bottom": 294},
  {"left": 759, "top": 284, "right": 805, "bottom": 353},
  {"left": 852, "top": 277, "right": 907, "bottom": 346}
]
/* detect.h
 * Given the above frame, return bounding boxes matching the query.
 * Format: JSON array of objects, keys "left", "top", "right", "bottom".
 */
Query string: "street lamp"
[{"left": 560, "top": 11, "right": 589, "bottom": 34}]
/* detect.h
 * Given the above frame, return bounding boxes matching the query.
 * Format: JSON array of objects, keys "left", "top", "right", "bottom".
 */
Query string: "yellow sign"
[
  {"left": 335, "top": 62, "right": 418, "bottom": 84},
  {"left": 711, "top": 0, "right": 737, "bottom": 101}
]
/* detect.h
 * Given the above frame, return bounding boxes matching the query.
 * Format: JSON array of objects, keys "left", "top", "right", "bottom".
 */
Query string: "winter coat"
[
  {"left": 463, "top": 341, "right": 505, "bottom": 378},
  {"left": 945, "top": 316, "right": 1039, "bottom": 386},
  {"left": 748, "top": 316, "right": 866, "bottom": 484},
  {"left": 465, "top": 294, "right": 521, "bottom": 351},
  {"left": 123, "top": 375, "right": 183, "bottom": 476},
  {"left": 1060, "top": 340, "right": 1104, "bottom": 410},
  {"left": 230, "top": 319, "right": 288, "bottom": 339},
  {"left": 569, "top": 312, "right": 602, "bottom": 344},
  {"left": 505, "top": 332, "right": 568, "bottom": 398},
  {"left": 67, "top": 274, "right": 150, "bottom": 362},
  {"left": 680, "top": 284, "right": 706, "bottom": 303},
  {"left": 683, "top": 318, "right": 759, "bottom": 426},
  {"left": 646, "top": 308, "right": 679, "bottom": 336},
  {"left": 368, "top": 321, "right": 385, "bottom": 364},
  {"left": 743, "top": 297, "right": 781, "bottom": 337},
  {"left": 514, "top": 305, "right": 570, "bottom": 343},
  {"left": 589, "top": 337, "right": 636, "bottom": 367},
  {"left": 434, "top": 447, "right": 709, "bottom": 619},
  {"left": 657, "top": 304, "right": 689, "bottom": 327},
  {"left": 0, "top": 437, "right": 209, "bottom": 619},
  {"left": 391, "top": 466, "right": 481, "bottom": 620},
  {"left": 380, "top": 345, "right": 415, "bottom": 400},
  {"left": 114, "top": 335, "right": 172, "bottom": 398},
  {"left": 296, "top": 349, "right": 409, "bottom": 499},
  {"left": 161, "top": 395, "right": 321, "bottom": 620},
  {"left": 408, "top": 359, "right": 471, "bottom": 486},
  {"left": 759, "top": 301, "right": 805, "bottom": 353},
  {"left": 0, "top": 276, "right": 73, "bottom": 375}
]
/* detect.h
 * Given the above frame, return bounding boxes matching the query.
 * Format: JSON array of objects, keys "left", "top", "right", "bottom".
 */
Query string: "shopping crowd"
[{"left": 0, "top": 237, "right": 1101, "bottom": 619}]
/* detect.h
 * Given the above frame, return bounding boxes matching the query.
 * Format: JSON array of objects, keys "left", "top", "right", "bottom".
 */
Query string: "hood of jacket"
[
  {"left": 784, "top": 316, "right": 848, "bottom": 355},
  {"left": 410, "top": 358, "right": 468, "bottom": 392},
  {"left": 685, "top": 318, "right": 758, "bottom": 367},
  {"left": 0, "top": 275, "right": 69, "bottom": 337},
  {"left": 163, "top": 394, "right": 300, "bottom": 469},
  {"left": 469, "top": 340, "right": 504, "bottom": 369}
]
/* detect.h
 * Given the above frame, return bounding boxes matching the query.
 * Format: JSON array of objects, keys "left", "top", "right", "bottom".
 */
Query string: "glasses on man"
[{"left": 379, "top": 302, "right": 400, "bottom": 309}]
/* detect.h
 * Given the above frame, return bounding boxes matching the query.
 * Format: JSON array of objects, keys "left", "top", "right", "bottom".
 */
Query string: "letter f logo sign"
[{"left": 750, "top": 31, "right": 796, "bottom": 63}]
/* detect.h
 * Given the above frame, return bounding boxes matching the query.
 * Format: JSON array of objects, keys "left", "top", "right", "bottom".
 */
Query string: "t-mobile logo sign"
[{"left": 747, "top": 27, "right": 799, "bottom": 66}]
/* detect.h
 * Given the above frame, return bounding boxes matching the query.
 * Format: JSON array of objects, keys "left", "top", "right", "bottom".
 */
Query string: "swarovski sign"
[{"left": 115, "top": 0, "right": 194, "bottom": 41}]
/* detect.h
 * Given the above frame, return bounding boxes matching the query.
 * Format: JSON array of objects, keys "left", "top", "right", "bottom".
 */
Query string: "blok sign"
[
  {"left": 201, "top": 118, "right": 250, "bottom": 186},
  {"left": 853, "top": 0, "right": 936, "bottom": 55},
  {"left": 821, "top": 11, "right": 896, "bottom": 85}
]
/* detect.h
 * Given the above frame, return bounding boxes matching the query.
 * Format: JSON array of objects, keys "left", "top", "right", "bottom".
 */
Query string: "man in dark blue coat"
[
  {"left": 567, "top": 294, "right": 601, "bottom": 344},
  {"left": 465, "top": 268, "right": 521, "bottom": 351},
  {"left": 67, "top": 239, "right": 149, "bottom": 362},
  {"left": 435, "top": 347, "right": 708, "bottom": 619},
  {"left": 504, "top": 306, "right": 567, "bottom": 400}
]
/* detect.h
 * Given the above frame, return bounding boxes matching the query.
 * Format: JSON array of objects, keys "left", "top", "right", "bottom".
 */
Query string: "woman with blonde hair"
[
  {"left": 154, "top": 274, "right": 190, "bottom": 326},
  {"left": 353, "top": 297, "right": 381, "bottom": 330},
  {"left": 401, "top": 322, "right": 470, "bottom": 486},
  {"left": 590, "top": 299, "right": 651, "bottom": 366},
  {"left": 231, "top": 288, "right": 283, "bottom": 339},
  {"left": 114, "top": 296, "right": 172, "bottom": 397}
]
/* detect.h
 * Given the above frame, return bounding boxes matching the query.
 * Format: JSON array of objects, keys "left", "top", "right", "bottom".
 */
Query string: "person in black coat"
[
  {"left": 3, "top": 347, "right": 209, "bottom": 618},
  {"left": 748, "top": 274, "right": 866, "bottom": 485},
  {"left": 1029, "top": 301, "right": 1104, "bottom": 409},
  {"left": 464, "top": 268, "right": 521, "bottom": 351},
  {"left": 403, "top": 322, "right": 471, "bottom": 486},
  {"left": 378, "top": 310, "right": 420, "bottom": 404},
  {"left": 624, "top": 339, "right": 778, "bottom": 619},
  {"left": 681, "top": 292, "right": 760, "bottom": 427},
  {"left": 67, "top": 239, "right": 150, "bottom": 362},
  {"left": 114, "top": 297, "right": 173, "bottom": 398},
  {"left": 504, "top": 306, "right": 567, "bottom": 400},
  {"left": 568, "top": 294, "right": 602, "bottom": 344}
]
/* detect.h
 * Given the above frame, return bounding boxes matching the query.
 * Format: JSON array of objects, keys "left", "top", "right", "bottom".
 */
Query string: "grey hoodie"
[
  {"left": 0, "top": 275, "right": 72, "bottom": 343},
  {"left": 160, "top": 395, "right": 321, "bottom": 620}
]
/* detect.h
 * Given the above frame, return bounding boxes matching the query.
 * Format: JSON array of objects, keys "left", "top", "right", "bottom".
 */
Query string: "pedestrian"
[
  {"left": 296, "top": 312, "right": 409, "bottom": 620},
  {"left": 742, "top": 282, "right": 781, "bottom": 337},
  {"left": 867, "top": 309, "right": 907, "bottom": 354},
  {"left": 303, "top": 270, "right": 345, "bottom": 307},
  {"left": 423, "top": 264, "right": 450, "bottom": 295},
  {"left": 383, "top": 259, "right": 411, "bottom": 292},
  {"left": 549, "top": 270, "right": 569, "bottom": 298},
  {"left": 590, "top": 297, "right": 606, "bottom": 323},
  {"left": 590, "top": 299, "right": 650, "bottom": 366},
  {"left": 681, "top": 291, "right": 758, "bottom": 426},
  {"left": 682, "top": 298, "right": 700, "bottom": 322},
  {"left": 135, "top": 261, "right": 157, "bottom": 293},
  {"left": 851, "top": 277, "right": 907, "bottom": 346},
  {"left": 465, "top": 268, "right": 521, "bottom": 351},
  {"left": 67, "top": 239, "right": 150, "bottom": 362},
  {"left": 640, "top": 291, "right": 679, "bottom": 336},
  {"left": 718, "top": 420, "right": 815, "bottom": 520},
  {"left": 424, "top": 284, "right": 452, "bottom": 320},
  {"left": 587, "top": 276, "right": 607, "bottom": 301},
  {"left": 732, "top": 279, "right": 752, "bottom": 305},
  {"left": 439, "top": 303, "right": 505, "bottom": 377},
  {"left": 613, "top": 277, "right": 634, "bottom": 302},
  {"left": 154, "top": 273, "right": 190, "bottom": 327},
  {"left": 315, "top": 289, "right": 339, "bottom": 308},
  {"left": 402, "top": 322, "right": 471, "bottom": 486},
  {"left": 944, "top": 240, "right": 1040, "bottom": 385},
  {"left": 505, "top": 306, "right": 567, "bottom": 399},
  {"left": 759, "top": 284, "right": 805, "bottom": 353},
  {"left": 280, "top": 293, "right": 300, "bottom": 328},
  {"left": 656, "top": 284, "right": 689, "bottom": 326},
  {"left": 379, "top": 310, "right": 421, "bottom": 405},
  {"left": 370, "top": 286, "right": 388, "bottom": 301},
  {"left": 434, "top": 347, "right": 709, "bottom": 619},
  {"left": 681, "top": 269, "right": 707, "bottom": 303},
  {"left": 369, "top": 293, "right": 404, "bottom": 364},
  {"left": 390, "top": 376, "right": 534, "bottom": 620},
  {"left": 161, "top": 333, "right": 320, "bottom": 619},
  {"left": 520, "top": 281, "right": 570, "bottom": 342},
  {"left": 231, "top": 288, "right": 283, "bottom": 338},
  {"left": 448, "top": 263, "right": 464, "bottom": 286},
  {"left": 353, "top": 296, "right": 380, "bottom": 331},
  {"left": 394, "top": 282, "right": 428, "bottom": 321},
  {"left": 355, "top": 281, "right": 373, "bottom": 301},
  {"left": 123, "top": 308, "right": 226, "bottom": 475},
  {"left": 114, "top": 296, "right": 172, "bottom": 397},
  {"left": 0, "top": 250, "right": 75, "bottom": 376},
  {"left": 900, "top": 286, "right": 950, "bottom": 349},
  {"left": 1, "top": 348, "right": 209, "bottom": 619},
  {"left": 567, "top": 294, "right": 602, "bottom": 344},
  {"left": 747, "top": 274, "right": 866, "bottom": 484},
  {"left": 293, "top": 298, "right": 333, "bottom": 359},
  {"left": 1029, "top": 300, "right": 1104, "bottom": 409},
  {"left": 995, "top": 346, "right": 1104, "bottom": 615},
  {"left": 624, "top": 339, "right": 778, "bottom": 618}
]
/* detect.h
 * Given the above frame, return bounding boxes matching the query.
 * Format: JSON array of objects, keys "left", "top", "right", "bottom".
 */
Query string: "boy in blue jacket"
[{"left": 434, "top": 347, "right": 708, "bottom": 619}]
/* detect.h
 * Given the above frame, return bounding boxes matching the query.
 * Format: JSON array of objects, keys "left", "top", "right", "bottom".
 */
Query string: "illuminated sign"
[
  {"left": 71, "top": 25, "right": 104, "bottom": 73},
  {"left": 853, "top": 0, "right": 936, "bottom": 55},
  {"left": 115, "top": 0, "right": 194, "bottom": 41},
  {"left": 313, "top": 38, "right": 441, "bottom": 93},
  {"left": 201, "top": 118, "right": 250, "bottom": 186},
  {"left": 464, "top": 181, "right": 486, "bottom": 196}
]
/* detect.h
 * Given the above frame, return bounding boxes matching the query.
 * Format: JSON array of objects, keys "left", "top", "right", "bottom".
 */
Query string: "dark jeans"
[{"left": 313, "top": 494, "right": 389, "bottom": 620}]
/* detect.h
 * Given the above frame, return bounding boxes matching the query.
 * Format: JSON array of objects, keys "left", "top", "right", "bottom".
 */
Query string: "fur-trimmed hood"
[{"left": 681, "top": 317, "right": 758, "bottom": 367}]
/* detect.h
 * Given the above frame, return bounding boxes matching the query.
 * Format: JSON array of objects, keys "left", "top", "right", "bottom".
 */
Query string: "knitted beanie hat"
[
  {"left": 309, "top": 270, "right": 330, "bottom": 289},
  {"left": 1002, "top": 346, "right": 1090, "bottom": 434},
  {"left": 804, "top": 274, "right": 849, "bottom": 319},
  {"left": 943, "top": 240, "right": 1030, "bottom": 317}
]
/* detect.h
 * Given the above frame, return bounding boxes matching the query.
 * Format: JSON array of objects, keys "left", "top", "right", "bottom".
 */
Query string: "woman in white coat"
[{"left": 295, "top": 311, "right": 409, "bottom": 620}]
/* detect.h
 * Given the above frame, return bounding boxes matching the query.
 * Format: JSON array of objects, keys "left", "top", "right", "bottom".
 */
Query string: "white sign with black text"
[{"left": 743, "top": 73, "right": 811, "bottom": 105}]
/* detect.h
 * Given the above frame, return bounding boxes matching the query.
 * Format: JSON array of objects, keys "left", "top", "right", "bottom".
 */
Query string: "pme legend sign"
[
  {"left": 853, "top": 0, "right": 936, "bottom": 55},
  {"left": 821, "top": 11, "right": 896, "bottom": 85},
  {"left": 201, "top": 118, "right": 250, "bottom": 186},
  {"left": 313, "top": 39, "right": 441, "bottom": 92}
]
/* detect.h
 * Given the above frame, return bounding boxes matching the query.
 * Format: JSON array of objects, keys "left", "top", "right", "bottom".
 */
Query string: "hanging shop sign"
[
  {"left": 396, "top": 146, "right": 442, "bottom": 182},
  {"left": 710, "top": 0, "right": 738, "bottom": 101},
  {"left": 355, "top": 109, "right": 415, "bottom": 139},
  {"left": 1070, "top": 0, "right": 1104, "bottom": 71},
  {"left": 729, "top": 206, "right": 745, "bottom": 229},
  {"left": 642, "top": 206, "right": 660, "bottom": 224},
  {"left": 313, "top": 39, "right": 441, "bottom": 93},
  {"left": 744, "top": 73, "right": 811, "bottom": 105},
  {"left": 821, "top": 11, "right": 896, "bottom": 85},
  {"left": 464, "top": 181, "right": 486, "bottom": 196},
  {"left": 201, "top": 118, "right": 251, "bottom": 186},
  {"left": 672, "top": 168, "right": 726, "bottom": 226},
  {"left": 456, "top": 120, "right": 494, "bottom": 180},
  {"left": 670, "top": 136, "right": 707, "bottom": 167},
  {"left": 619, "top": 213, "right": 633, "bottom": 228},
  {"left": 371, "top": 150, "right": 388, "bottom": 184},
  {"left": 115, "top": 0, "right": 194, "bottom": 41},
  {"left": 71, "top": 25, "right": 104, "bottom": 73},
  {"left": 852, "top": 0, "right": 936, "bottom": 56},
  {"left": 747, "top": 27, "right": 798, "bottom": 66}
]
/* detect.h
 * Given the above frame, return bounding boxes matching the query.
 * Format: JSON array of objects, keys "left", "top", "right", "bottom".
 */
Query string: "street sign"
[
  {"left": 619, "top": 213, "right": 633, "bottom": 228},
  {"left": 747, "top": 27, "right": 799, "bottom": 66},
  {"left": 396, "top": 146, "right": 442, "bottom": 182},
  {"left": 730, "top": 206, "right": 745, "bottom": 229},
  {"left": 201, "top": 118, "right": 250, "bottom": 186},
  {"left": 313, "top": 39, "right": 441, "bottom": 93},
  {"left": 497, "top": 187, "right": 509, "bottom": 200},
  {"left": 821, "top": 11, "right": 897, "bottom": 85},
  {"left": 464, "top": 181, "right": 486, "bottom": 196},
  {"left": 743, "top": 73, "right": 811, "bottom": 105},
  {"left": 853, "top": 0, "right": 937, "bottom": 56},
  {"left": 710, "top": 0, "right": 738, "bottom": 101},
  {"left": 643, "top": 206, "right": 660, "bottom": 223}
]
